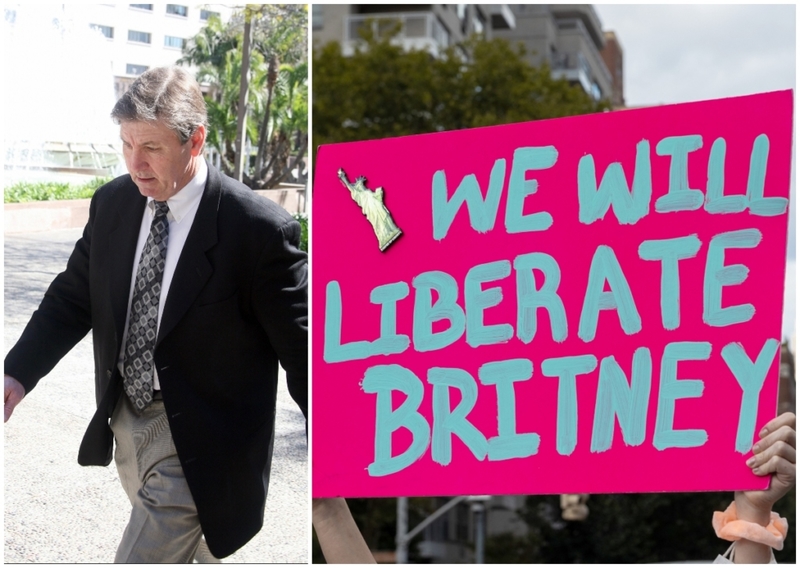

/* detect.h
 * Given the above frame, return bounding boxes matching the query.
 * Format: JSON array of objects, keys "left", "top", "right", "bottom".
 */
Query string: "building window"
[
  {"left": 311, "top": 4, "right": 323, "bottom": 30},
  {"left": 128, "top": 30, "right": 151, "bottom": 44},
  {"left": 90, "top": 24, "right": 113, "bottom": 39},
  {"left": 166, "top": 4, "right": 188, "bottom": 18},
  {"left": 126, "top": 63, "right": 148, "bottom": 75},
  {"left": 129, "top": 4, "right": 153, "bottom": 11},
  {"left": 164, "top": 35, "right": 186, "bottom": 49},
  {"left": 200, "top": 9, "right": 219, "bottom": 21}
]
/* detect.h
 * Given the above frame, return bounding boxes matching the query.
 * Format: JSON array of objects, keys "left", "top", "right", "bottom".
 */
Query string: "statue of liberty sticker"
[{"left": 338, "top": 169, "right": 402, "bottom": 252}]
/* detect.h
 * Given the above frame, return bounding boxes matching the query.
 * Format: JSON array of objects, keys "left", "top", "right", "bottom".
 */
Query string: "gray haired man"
[{"left": 5, "top": 66, "right": 308, "bottom": 561}]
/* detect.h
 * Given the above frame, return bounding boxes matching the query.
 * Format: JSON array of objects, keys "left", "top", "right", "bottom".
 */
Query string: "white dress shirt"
[{"left": 117, "top": 159, "right": 208, "bottom": 389}]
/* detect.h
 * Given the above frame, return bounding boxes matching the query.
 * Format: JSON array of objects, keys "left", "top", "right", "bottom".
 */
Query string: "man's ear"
[{"left": 189, "top": 125, "right": 206, "bottom": 157}]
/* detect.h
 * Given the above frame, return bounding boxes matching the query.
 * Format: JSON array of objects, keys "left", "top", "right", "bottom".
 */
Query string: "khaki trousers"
[{"left": 111, "top": 393, "right": 219, "bottom": 563}]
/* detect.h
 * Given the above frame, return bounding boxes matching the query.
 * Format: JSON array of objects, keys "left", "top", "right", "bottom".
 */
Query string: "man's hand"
[{"left": 4, "top": 375, "right": 25, "bottom": 422}]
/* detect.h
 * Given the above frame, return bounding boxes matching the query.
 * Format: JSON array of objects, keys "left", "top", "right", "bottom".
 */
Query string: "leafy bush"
[
  {"left": 4, "top": 177, "right": 112, "bottom": 203},
  {"left": 293, "top": 212, "right": 308, "bottom": 252}
]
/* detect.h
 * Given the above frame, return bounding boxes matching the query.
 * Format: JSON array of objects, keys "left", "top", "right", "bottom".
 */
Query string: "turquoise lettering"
[
  {"left": 371, "top": 282, "right": 411, "bottom": 356},
  {"left": 432, "top": 158, "right": 506, "bottom": 240},
  {"left": 363, "top": 365, "right": 430, "bottom": 476},
  {"left": 465, "top": 260, "right": 513, "bottom": 348},
  {"left": 721, "top": 339, "right": 780, "bottom": 454},
  {"left": 747, "top": 134, "right": 788, "bottom": 216},
  {"left": 703, "top": 229, "right": 761, "bottom": 327},
  {"left": 514, "top": 252, "right": 568, "bottom": 343},
  {"left": 541, "top": 355, "right": 598, "bottom": 455},
  {"left": 429, "top": 367, "right": 489, "bottom": 465},
  {"left": 638, "top": 235, "right": 702, "bottom": 330},
  {"left": 578, "top": 139, "right": 652, "bottom": 225},
  {"left": 505, "top": 146, "right": 557, "bottom": 234},
  {"left": 705, "top": 137, "right": 747, "bottom": 214},
  {"left": 479, "top": 359, "right": 540, "bottom": 460},
  {"left": 655, "top": 135, "right": 704, "bottom": 212},
  {"left": 653, "top": 341, "right": 711, "bottom": 450},
  {"left": 578, "top": 245, "right": 642, "bottom": 342},
  {"left": 591, "top": 348, "right": 652, "bottom": 453},
  {"left": 413, "top": 271, "right": 466, "bottom": 352},
  {"left": 324, "top": 281, "right": 380, "bottom": 363}
]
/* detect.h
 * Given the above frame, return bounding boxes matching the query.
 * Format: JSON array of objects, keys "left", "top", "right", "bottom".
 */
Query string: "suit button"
[{"left": 106, "top": 369, "right": 112, "bottom": 378}]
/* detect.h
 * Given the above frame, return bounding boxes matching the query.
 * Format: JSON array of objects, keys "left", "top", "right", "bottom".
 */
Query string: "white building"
[
  {"left": 3, "top": 3, "right": 231, "bottom": 183},
  {"left": 76, "top": 3, "right": 233, "bottom": 98}
]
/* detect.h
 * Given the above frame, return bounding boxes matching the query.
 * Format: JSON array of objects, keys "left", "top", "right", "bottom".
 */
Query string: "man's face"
[{"left": 120, "top": 120, "right": 205, "bottom": 201}]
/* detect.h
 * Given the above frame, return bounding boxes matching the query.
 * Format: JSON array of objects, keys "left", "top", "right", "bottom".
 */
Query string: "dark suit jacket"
[{"left": 4, "top": 164, "right": 308, "bottom": 559}]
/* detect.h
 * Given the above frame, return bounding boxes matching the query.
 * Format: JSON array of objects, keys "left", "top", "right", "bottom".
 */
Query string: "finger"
[
  {"left": 758, "top": 412, "right": 796, "bottom": 438},
  {"left": 4, "top": 386, "right": 23, "bottom": 423},
  {"left": 4, "top": 397, "right": 17, "bottom": 423},
  {"left": 748, "top": 442, "right": 796, "bottom": 473},
  {"left": 753, "top": 453, "right": 796, "bottom": 479},
  {"left": 753, "top": 424, "right": 797, "bottom": 454}
]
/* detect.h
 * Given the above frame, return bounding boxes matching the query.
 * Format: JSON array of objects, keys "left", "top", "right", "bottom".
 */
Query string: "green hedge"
[
  {"left": 293, "top": 213, "right": 308, "bottom": 252},
  {"left": 4, "top": 177, "right": 112, "bottom": 203}
]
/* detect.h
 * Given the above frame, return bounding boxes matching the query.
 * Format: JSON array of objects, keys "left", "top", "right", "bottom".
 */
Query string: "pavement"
[{"left": 4, "top": 228, "right": 309, "bottom": 563}]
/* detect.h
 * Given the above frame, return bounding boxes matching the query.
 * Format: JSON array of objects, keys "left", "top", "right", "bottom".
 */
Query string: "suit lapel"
[
  {"left": 156, "top": 164, "right": 221, "bottom": 345},
  {"left": 109, "top": 180, "right": 148, "bottom": 348}
]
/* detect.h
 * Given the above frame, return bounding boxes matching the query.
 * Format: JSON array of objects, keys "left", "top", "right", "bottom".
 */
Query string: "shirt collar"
[{"left": 147, "top": 158, "right": 208, "bottom": 223}]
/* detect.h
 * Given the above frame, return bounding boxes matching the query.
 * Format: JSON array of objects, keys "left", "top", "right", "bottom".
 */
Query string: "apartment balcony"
[
  {"left": 549, "top": 4, "right": 605, "bottom": 49},
  {"left": 551, "top": 17, "right": 612, "bottom": 101},
  {"left": 550, "top": 51, "right": 605, "bottom": 101},
  {"left": 487, "top": 4, "right": 515, "bottom": 30},
  {"left": 342, "top": 12, "right": 449, "bottom": 57}
]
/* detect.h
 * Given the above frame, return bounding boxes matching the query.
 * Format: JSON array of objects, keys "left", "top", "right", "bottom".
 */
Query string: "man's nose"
[{"left": 128, "top": 148, "right": 147, "bottom": 171}]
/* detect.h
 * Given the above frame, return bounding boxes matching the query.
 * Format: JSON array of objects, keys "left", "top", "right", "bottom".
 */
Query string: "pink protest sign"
[{"left": 312, "top": 91, "right": 793, "bottom": 498}]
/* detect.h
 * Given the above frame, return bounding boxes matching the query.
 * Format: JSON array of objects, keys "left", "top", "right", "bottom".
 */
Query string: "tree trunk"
[
  {"left": 254, "top": 54, "right": 279, "bottom": 183},
  {"left": 233, "top": 8, "right": 253, "bottom": 183},
  {"left": 264, "top": 134, "right": 307, "bottom": 189}
]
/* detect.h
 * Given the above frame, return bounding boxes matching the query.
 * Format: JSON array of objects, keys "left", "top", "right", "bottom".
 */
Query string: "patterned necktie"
[{"left": 123, "top": 200, "right": 170, "bottom": 412}]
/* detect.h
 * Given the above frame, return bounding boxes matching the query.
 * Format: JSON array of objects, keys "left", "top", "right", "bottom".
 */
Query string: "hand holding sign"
[{"left": 738, "top": 412, "right": 796, "bottom": 512}]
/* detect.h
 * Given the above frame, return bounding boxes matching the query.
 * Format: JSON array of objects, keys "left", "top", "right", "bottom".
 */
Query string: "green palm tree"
[{"left": 180, "top": 6, "right": 307, "bottom": 188}]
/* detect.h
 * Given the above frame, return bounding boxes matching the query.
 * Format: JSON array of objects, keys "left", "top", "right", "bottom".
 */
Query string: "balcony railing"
[
  {"left": 554, "top": 18, "right": 613, "bottom": 87},
  {"left": 550, "top": 51, "right": 595, "bottom": 99},
  {"left": 343, "top": 12, "right": 449, "bottom": 56}
]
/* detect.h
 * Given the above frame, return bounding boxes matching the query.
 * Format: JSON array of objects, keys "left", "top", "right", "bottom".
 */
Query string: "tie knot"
[{"left": 153, "top": 200, "right": 170, "bottom": 219}]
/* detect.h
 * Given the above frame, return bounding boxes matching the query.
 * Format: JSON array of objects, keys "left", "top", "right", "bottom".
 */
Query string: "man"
[{"left": 4, "top": 67, "right": 307, "bottom": 562}]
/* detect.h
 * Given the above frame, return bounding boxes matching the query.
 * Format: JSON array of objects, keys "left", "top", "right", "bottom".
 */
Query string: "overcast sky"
[
  {"left": 594, "top": 4, "right": 795, "bottom": 107},
  {"left": 594, "top": 4, "right": 796, "bottom": 340}
]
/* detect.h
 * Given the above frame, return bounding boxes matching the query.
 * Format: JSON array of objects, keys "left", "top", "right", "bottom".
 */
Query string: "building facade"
[
  {"left": 600, "top": 30, "right": 625, "bottom": 108},
  {"left": 491, "top": 4, "right": 618, "bottom": 103},
  {"left": 312, "top": 4, "right": 515, "bottom": 58},
  {"left": 4, "top": 3, "right": 231, "bottom": 183},
  {"left": 75, "top": 3, "right": 232, "bottom": 99},
  {"left": 312, "top": 4, "right": 622, "bottom": 105}
]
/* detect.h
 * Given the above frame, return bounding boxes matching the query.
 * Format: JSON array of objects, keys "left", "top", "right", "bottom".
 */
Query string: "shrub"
[
  {"left": 4, "top": 177, "right": 112, "bottom": 203},
  {"left": 293, "top": 212, "right": 308, "bottom": 252}
]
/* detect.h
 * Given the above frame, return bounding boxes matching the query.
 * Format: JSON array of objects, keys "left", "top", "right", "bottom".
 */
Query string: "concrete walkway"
[{"left": 4, "top": 228, "right": 308, "bottom": 563}]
